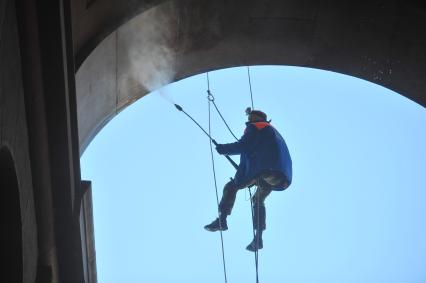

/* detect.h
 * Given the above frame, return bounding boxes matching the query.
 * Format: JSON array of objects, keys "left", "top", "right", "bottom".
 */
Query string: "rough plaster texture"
[
  {"left": 0, "top": 0, "right": 37, "bottom": 281},
  {"left": 76, "top": 32, "right": 118, "bottom": 152},
  {"left": 75, "top": 0, "right": 426, "bottom": 153}
]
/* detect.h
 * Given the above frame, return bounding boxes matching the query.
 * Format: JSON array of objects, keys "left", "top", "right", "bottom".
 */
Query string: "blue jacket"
[{"left": 216, "top": 121, "right": 292, "bottom": 190}]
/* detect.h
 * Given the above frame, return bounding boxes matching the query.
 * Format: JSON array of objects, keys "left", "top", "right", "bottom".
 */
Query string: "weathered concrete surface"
[
  {"left": 75, "top": 0, "right": 426, "bottom": 153},
  {"left": 79, "top": 181, "right": 97, "bottom": 283},
  {"left": 71, "top": 0, "right": 168, "bottom": 68},
  {"left": 15, "top": 0, "right": 88, "bottom": 281},
  {"left": 0, "top": 0, "right": 38, "bottom": 281},
  {"left": 76, "top": 32, "right": 118, "bottom": 152}
]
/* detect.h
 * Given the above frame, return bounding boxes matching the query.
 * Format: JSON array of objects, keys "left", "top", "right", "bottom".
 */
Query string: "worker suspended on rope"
[{"left": 204, "top": 108, "right": 293, "bottom": 252}]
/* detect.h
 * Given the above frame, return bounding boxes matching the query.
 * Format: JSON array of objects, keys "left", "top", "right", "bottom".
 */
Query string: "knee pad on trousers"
[{"left": 253, "top": 205, "right": 266, "bottom": 231}]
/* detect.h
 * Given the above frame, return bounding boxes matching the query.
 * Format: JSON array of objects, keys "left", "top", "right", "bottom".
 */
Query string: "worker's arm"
[{"left": 216, "top": 125, "right": 259, "bottom": 155}]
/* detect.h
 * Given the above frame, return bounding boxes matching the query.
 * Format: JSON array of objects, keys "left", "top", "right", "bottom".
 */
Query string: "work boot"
[
  {"left": 246, "top": 237, "right": 263, "bottom": 252},
  {"left": 204, "top": 217, "right": 228, "bottom": 232}
]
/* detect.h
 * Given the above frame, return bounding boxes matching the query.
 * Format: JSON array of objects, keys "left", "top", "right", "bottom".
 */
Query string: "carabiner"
[{"left": 207, "top": 90, "right": 215, "bottom": 102}]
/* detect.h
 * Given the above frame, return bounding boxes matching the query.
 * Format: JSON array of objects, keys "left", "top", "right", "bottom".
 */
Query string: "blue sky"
[{"left": 81, "top": 66, "right": 426, "bottom": 283}]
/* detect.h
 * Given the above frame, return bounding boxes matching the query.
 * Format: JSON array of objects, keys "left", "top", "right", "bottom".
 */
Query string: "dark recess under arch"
[{"left": 0, "top": 147, "right": 23, "bottom": 283}]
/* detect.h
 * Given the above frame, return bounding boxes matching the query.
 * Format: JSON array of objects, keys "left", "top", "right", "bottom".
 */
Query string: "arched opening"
[
  {"left": 81, "top": 66, "right": 426, "bottom": 282},
  {"left": 0, "top": 147, "right": 23, "bottom": 283}
]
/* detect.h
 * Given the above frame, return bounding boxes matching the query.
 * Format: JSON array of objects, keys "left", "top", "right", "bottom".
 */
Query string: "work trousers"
[{"left": 218, "top": 178, "right": 272, "bottom": 231}]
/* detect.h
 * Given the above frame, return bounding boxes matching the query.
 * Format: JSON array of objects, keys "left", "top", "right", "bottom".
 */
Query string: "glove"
[{"left": 215, "top": 144, "right": 225, "bottom": 155}]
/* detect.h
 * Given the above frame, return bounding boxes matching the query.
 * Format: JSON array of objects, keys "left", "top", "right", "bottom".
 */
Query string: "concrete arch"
[
  {"left": 75, "top": 0, "right": 426, "bottom": 153},
  {"left": 0, "top": 146, "right": 23, "bottom": 283}
]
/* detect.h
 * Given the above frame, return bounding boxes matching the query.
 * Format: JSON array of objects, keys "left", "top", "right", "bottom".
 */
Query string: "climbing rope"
[
  {"left": 207, "top": 69, "right": 261, "bottom": 283},
  {"left": 246, "top": 184, "right": 260, "bottom": 283},
  {"left": 206, "top": 73, "right": 238, "bottom": 141},
  {"left": 207, "top": 72, "right": 228, "bottom": 283},
  {"left": 248, "top": 184, "right": 260, "bottom": 283},
  {"left": 247, "top": 65, "right": 260, "bottom": 283},
  {"left": 247, "top": 66, "right": 255, "bottom": 109}
]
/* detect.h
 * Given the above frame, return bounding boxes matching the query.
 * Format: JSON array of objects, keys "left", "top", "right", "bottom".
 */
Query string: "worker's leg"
[
  {"left": 252, "top": 171, "right": 289, "bottom": 232},
  {"left": 204, "top": 181, "right": 238, "bottom": 231},
  {"left": 205, "top": 179, "right": 253, "bottom": 232},
  {"left": 252, "top": 184, "right": 271, "bottom": 231},
  {"left": 218, "top": 181, "right": 240, "bottom": 216},
  {"left": 247, "top": 180, "right": 272, "bottom": 252}
]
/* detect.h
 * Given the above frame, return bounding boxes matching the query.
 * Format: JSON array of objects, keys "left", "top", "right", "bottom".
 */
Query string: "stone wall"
[{"left": 0, "top": 0, "right": 38, "bottom": 282}]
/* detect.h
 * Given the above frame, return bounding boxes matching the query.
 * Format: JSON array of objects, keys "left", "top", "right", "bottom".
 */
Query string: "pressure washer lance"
[{"left": 174, "top": 103, "right": 238, "bottom": 170}]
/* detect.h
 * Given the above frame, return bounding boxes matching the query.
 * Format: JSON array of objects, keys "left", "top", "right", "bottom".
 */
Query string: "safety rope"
[
  {"left": 247, "top": 66, "right": 255, "bottom": 109},
  {"left": 207, "top": 69, "right": 260, "bottom": 283},
  {"left": 247, "top": 66, "right": 260, "bottom": 283},
  {"left": 207, "top": 72, "right": 228, "bottom": 283},
  {"left": 248, "top": 185, "right": 260, "bottom": 283},
  {"left": 206, "top": 73, "right": 238, "bottom": 141}
]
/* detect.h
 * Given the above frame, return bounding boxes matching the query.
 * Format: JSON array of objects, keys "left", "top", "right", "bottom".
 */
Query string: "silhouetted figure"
[{"left": 205, "top": 108, "right": 292, "bottom": 252}]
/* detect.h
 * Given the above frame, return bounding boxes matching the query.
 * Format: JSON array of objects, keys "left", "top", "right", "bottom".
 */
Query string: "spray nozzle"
[{"left": 175, "top": 104, "right": 183, "bottom": 111}]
